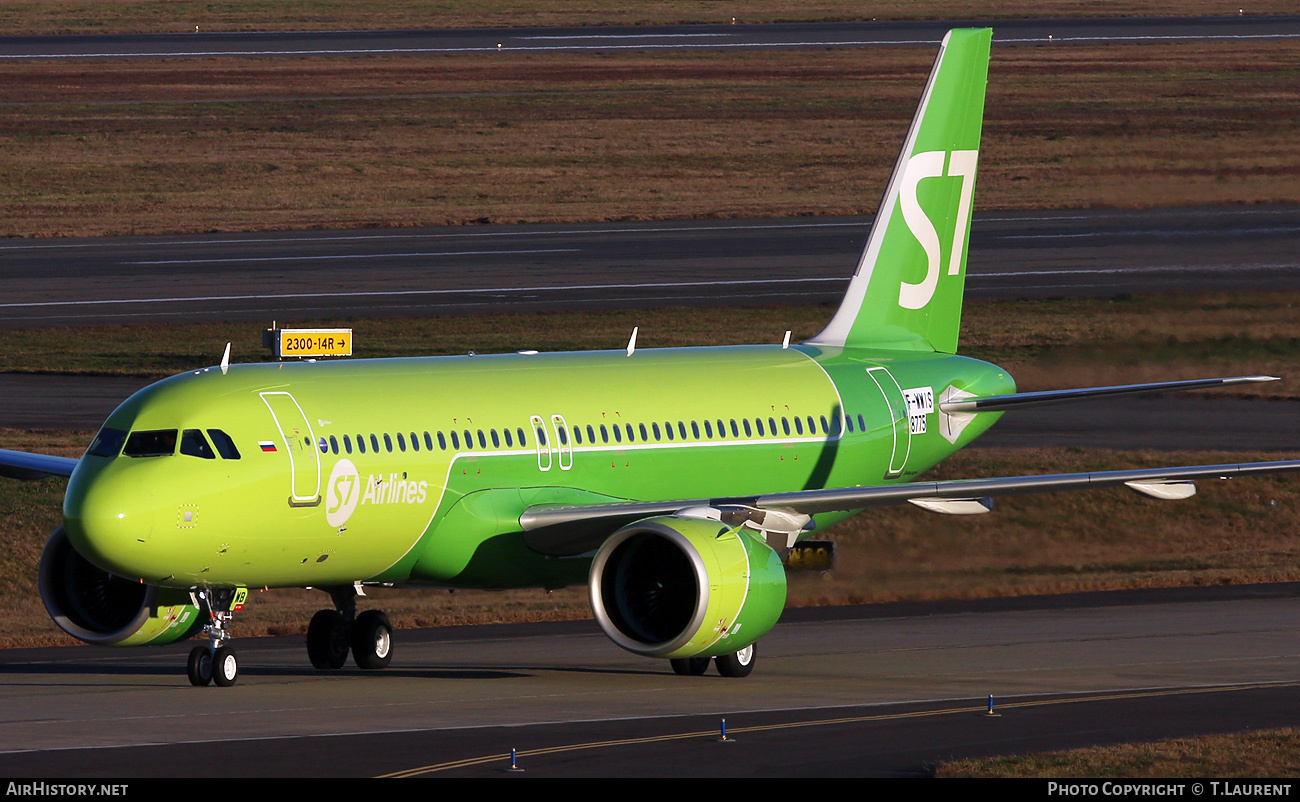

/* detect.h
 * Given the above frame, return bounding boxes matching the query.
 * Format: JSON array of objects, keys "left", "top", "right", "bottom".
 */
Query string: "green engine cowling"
[
  {"left": 39, "top": 526, "right": 205, "bottom": 647},
  {"left": 589, "top": 513, "right": 787, "bottom": 659}
]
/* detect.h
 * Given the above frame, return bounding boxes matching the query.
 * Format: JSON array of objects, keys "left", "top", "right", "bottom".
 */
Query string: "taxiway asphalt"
[
  {"left": 1, "top": 15, "right": 1298, "bottom": 60},
  {"left": 3, "top": 206, "right": 1298, "bottom": 328},
  {"left": 1, "top": 585, "right": 1298, "bottom": 776}
]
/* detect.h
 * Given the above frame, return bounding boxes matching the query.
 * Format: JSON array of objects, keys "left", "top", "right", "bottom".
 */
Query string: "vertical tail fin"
[{"left": 807, "top": 28, "right": 991, "bottom": 354}]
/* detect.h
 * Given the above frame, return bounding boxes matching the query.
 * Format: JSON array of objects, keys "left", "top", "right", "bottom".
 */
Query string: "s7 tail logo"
[{"left": 897, "top": 149, "right": 978, "bottom": 310}]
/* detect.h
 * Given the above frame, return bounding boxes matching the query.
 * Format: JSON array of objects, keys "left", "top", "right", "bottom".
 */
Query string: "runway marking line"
[{"left": 377, "top": 680, "right": 1300, "bottom": 777}]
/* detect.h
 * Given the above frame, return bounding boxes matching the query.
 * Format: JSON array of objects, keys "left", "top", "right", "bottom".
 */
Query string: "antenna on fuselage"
[
  {"left": 220, "top": 342, "right": 231, "bottom": 375},
  {"left": 782, "top": 331, "right": 791, "bottom": 349},
  {"left": 626, "top": 327, "right": 638, "bottom": 357}
]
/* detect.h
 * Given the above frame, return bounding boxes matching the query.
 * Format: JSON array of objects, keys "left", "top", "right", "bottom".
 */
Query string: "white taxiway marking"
[
  {"left": 0, "top": 278, "right": 851, "bottom": 309},
  {"left": 125, "top": 248, "right": 581, "bottom": 265},
  {"left": 5, "top": 32, "right": 1298, "bottom": 59}
]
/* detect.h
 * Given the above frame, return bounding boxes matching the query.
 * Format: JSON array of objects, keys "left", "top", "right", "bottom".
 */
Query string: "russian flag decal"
[{"left": 259, "top": 441, "right": 278, "bottom": 452}]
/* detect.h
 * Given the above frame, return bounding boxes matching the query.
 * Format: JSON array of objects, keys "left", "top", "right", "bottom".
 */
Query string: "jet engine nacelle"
[
  {"left": 39, "top": 526, "right": 204, "bottom": 646},
  {"left": 589, "top": 514, "right": 786, "bottom": 659}
]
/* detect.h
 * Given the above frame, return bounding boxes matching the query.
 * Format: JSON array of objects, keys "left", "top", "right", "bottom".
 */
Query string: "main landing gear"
[
  {"left": 306, "top": 585, "right": 394, "bottom": 672},
  {"left": 670, "top": 642, "right": 757, "bottom": 678},
  {"left": 187, "top": 587, "right": 245, "bottom": 687}
]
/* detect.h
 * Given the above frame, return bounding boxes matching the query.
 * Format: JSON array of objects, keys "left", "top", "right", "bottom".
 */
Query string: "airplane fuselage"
[{"left": 64, "top": 344, "right": 1013, "bottom": 591}]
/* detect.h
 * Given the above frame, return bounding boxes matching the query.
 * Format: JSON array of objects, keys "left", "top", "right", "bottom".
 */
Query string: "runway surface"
[
  {"left": 2, "top": 585, "right": 1299, "bottom": 776},
  {"left": 3, "top": 206, "right": 1298, "bottom": 328},
  {"left": 1, "top": 16, "right": 1298, "bottom": 60}
]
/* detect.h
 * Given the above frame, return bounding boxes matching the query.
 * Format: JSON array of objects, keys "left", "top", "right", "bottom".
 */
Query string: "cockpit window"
[
  {"left": 87, "top": 427, "right": 128, "bottom": 458},
  {"left": 207, "top": 429, "right": 241, "bottom": 460},
  {"left": 123, "top": 429, "right": 178, "bottom": 457},
  {"left": 180, "top": 429, "right": 215, "bottom": 459}
]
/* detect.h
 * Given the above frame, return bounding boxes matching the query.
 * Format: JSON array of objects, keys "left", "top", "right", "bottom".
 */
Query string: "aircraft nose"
[{"left": 63, "top": 464, "right": 155, "bottom": 579}]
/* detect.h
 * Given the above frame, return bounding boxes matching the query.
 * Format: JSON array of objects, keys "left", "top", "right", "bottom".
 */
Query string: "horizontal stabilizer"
[{"left": 938, "top": 375, "right": 1278, "bottom": 413}]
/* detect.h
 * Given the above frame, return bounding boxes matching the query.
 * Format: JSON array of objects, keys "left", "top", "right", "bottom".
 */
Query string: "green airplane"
[{"left": 3, "top": 28, "right": 1297, "bottom": 688}]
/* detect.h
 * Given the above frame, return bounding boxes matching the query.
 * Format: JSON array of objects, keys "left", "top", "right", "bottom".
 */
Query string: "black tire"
[
  {"left": 715, "top": 643, "right": 756, "bottom": 678},
  {"left": 307, "top": 609, "right": 349, "bottom": 669},
  {"left": 187, "top": 645, "right": 213, "bottom": 687},
  {"left": 351, "top": 610, "right": 393, "bottom": 670},
  {"left": 670, "top": 656, "right": 710, "bottom": 676},
  {"left": 212, "top": 645, "right": 239, "bottom": 687}
]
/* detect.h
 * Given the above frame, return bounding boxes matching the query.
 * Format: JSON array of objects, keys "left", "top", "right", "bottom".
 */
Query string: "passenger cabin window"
[
  {"left": 87, "top": 427, "right": 128, "bottom": 458},
  {"left": 180, "top": 429, "right": 216, "bottom": 459},
  {"left": 124, "top": 429, "right": 178, "bottom": 457}
]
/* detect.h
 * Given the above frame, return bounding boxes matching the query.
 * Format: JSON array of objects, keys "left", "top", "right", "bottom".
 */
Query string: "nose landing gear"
[{"left": 186, "top": 587, "right": 245, "bottom": 687}]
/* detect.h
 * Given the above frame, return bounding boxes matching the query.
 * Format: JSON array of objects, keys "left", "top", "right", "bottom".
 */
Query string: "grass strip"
[
  {"left": 939, "top": 727, "right": 1300, "bottom": 777},
  {"left": 3, "top": 293, "right": 1298, "bottom": 399},
  {"left": 1, "top": 42, "right": 1297, "bottom": 237}
]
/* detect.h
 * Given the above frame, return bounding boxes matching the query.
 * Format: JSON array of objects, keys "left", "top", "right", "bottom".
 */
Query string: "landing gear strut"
[
  {"left": 187, "top": 587, "right": 246, "bottom": 687},
  {"left": 306, "top": 585, "right": 394, "bottom": 671}
]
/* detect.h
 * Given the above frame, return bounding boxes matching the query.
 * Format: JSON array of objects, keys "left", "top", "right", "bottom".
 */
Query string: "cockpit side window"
[
  {"left": 180, "top": 429, "right": 216, "bottom": 459},
  {"left": 205, "top": 429, "right": 241, "bottom": 460},
  {"left": 123, "top": 429, "right": 178, "bottom": 457},
  {"left": 87, "top": 427, "right": 128, "bottom": 458}
]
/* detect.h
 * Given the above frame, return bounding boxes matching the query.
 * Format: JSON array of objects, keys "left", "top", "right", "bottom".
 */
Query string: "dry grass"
[
  {"left": 4, "top": 292, "right": 1298, "bottom": 399},
  {"left": 939, "top": 727, "right": 1300, "bottom": 777},
  {"left": 0, "top": 2, "right": 1293, "bottom": 35},
  {"left": 0, "top": 42, "right": 1296, "bottom": 237}
]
